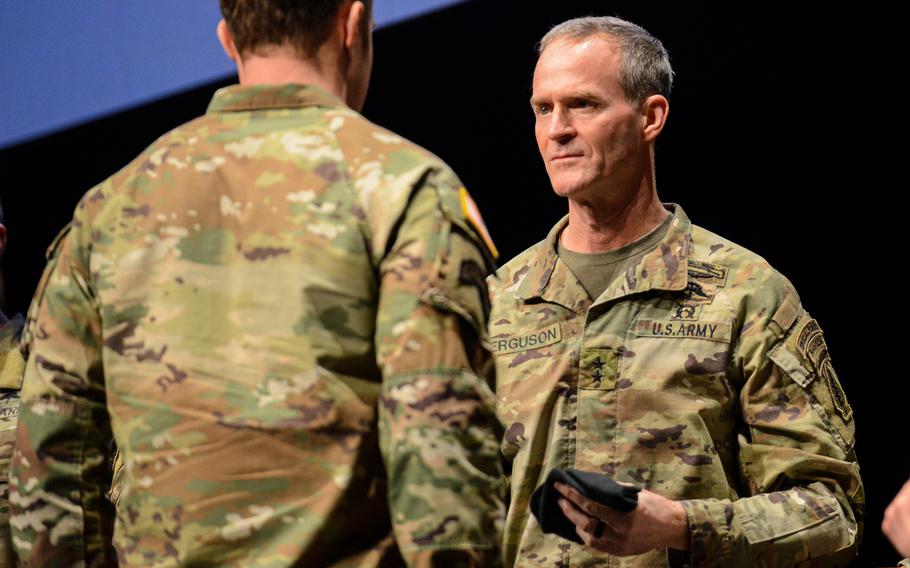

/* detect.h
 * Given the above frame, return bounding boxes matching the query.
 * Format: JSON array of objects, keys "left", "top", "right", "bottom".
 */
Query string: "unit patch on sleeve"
[
  {"left": 796, "top": 318, "right": 853, "bottom": 422},
  {"left": 459, "top": 187, "right": 499, "bottom": 260}
]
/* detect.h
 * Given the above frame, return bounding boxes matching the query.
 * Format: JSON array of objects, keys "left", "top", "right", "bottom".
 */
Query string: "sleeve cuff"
[{"left": 680, "top": 498, "right": 735, "bottom": 566}]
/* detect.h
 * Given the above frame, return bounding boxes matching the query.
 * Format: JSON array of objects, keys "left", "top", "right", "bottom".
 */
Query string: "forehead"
[{"left": 532, "top": 35, "right": 623, "bottom": 96}]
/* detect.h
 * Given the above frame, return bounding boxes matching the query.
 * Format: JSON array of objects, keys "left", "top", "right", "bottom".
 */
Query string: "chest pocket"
[{"left": 622, "top": 292, "right": 735, "bottom": 405}]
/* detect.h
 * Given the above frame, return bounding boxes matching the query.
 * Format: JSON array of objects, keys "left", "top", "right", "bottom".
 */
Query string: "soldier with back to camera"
[{"left": 10, "top": 1, "right": 506, "bottom": 565}]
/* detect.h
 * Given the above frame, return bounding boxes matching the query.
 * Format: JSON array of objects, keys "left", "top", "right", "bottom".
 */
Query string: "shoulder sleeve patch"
[
  {"left": 769, "top": 313, "right": 855, "bottom": 451},
  {"left": 794, "top": 317, "right": 853, "bottom": 423},
  {"left": 458, "top": 187, "right": 499, "bottom": 260}
]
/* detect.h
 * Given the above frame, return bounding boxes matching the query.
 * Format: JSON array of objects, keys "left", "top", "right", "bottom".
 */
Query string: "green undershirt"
[{"left": 557, "top": 213, "right": 673, "bottom": 301}]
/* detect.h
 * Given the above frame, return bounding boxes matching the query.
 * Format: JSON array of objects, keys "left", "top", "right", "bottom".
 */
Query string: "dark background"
[{"left": 0, "top": 1, "right": 901, "bottom": 563}]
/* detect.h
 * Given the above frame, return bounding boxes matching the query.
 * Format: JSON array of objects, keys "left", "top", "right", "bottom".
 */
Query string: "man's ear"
[
  {"left": 0, "top": 225, "right": 7, "bottom": 259},
  {"left": 217, "top": 19, "right": 240, "bottom": 63},
  {"left": 342, "top": 1, "right": 367, "bottom": 51},
  {"left": 641, "top": 94, "right": 669, "bottom": 142}
]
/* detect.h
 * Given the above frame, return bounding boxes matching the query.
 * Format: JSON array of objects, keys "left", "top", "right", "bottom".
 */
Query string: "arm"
[
  {"left": 682, "top": 293, "right": 863, "bottom": 566},
  {"left": 9, "top": 218, "right": 116, "bottom": 566},
  {"left": 374, "top": 173, "right": 505, "bottom": 567}
]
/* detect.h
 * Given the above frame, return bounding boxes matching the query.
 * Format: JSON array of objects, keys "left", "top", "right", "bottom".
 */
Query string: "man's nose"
[{"left": 547, "top": 107, "right": 575, "bottom": 142}]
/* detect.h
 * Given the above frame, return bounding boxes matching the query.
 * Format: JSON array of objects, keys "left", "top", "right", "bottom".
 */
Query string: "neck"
[
  {"left": 236, "top": 45, "right": 348, "bottom": 103},
  {"left": 561, "top": 172, "right": 668, "bottom": 253}
]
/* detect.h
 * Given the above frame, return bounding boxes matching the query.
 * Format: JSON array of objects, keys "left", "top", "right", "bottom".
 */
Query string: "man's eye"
[
  {"left": 537, "top": 105, "right": 550, "bottom": 115},
  {"left": 574, "top": 100, "right": 589, "bottom": 109}
]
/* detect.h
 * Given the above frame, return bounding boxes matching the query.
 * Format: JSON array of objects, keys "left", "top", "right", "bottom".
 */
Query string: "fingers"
[
  {"left": 554, "top": 481, "right": 629, "bottom": 531},
  {"left": 884, "top": 484, "right": 910, "bottom": 557},
  {"left": 554, "top": 481, "right": 612, "bottom": 520},
  {"left": 592, "top": 518, "right": 606, "bottom": 539},
  {"left": 557, "top": 494, "right": 597, "bottom": 533},
  {"left": 557, "top": 497, "right": 618, "bottom": 552},
  {"left": 554, "top": 483, "right": 688, "bottom": 556},
  {"left": 576, "top": 523, "right": 612, "bottom": 549}
]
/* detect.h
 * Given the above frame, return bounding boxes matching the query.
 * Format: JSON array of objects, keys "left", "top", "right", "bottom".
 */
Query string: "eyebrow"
[
  {"left": 529, "top": 90, "right": 606, "bottom": 107},
  {"left": 568, "top": 90, "right": 605, "bottom": 102}
]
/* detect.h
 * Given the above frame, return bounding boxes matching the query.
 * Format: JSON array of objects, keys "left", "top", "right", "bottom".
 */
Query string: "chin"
[
  {"left": 549, "top": 179, "right": 590, "bottom": 199},
  {"left": 547, "top": 171, "right": 596, "bottom": 199}
]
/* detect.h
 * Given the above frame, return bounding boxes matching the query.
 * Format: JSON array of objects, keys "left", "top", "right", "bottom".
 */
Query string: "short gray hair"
[{"left": 538, "top": 16, "right": 673, "bottom": 103}]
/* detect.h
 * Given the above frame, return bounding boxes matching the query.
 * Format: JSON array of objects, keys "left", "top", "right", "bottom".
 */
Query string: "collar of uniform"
[
  {"left": 515, "top": 215, "right": 588, "bottom": 312},
  {"left": 593, "top": 203, "right": 691, "bottom": 304},
  {"left": 515, "top": 204, "right": 692, "bottom": 308},
  {"left": 206, "top": 83, "right": 346, "bottom": 114},
  {"left": 0, "top": 313, "right": 25, "bottom": 389}
]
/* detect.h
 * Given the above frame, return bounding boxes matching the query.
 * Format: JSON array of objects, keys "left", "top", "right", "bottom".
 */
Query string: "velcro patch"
[
  {"left": 636, "top": 320, "right": 732, "bottom": 343},
  {"left": 491, "top": 323, "right": 561, "bottom": 355},
  {"left": 771, "top": 291, "right": 801, "bottom": 336}
]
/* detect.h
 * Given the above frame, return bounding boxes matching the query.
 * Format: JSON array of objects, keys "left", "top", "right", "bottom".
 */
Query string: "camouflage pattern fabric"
[
  {"left": 0, "top": 313, "right": 24, "bottom": 568},
  {"left": 10, "top": 84, "right": 506, "bottom": 567},
  {"left": 489, "top": 205, "right": 863, "bottom": 567}
]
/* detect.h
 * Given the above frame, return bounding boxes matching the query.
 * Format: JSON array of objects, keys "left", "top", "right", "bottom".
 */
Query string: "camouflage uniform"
[
  {"left": 11, "top": 84, "right": 506, "bottom": 567},
  {"left": 0, "top": 313, "right": 24, "bottom": 568},
  {"left": 490, "top": 205, "right": 863, "bottom": 567}
]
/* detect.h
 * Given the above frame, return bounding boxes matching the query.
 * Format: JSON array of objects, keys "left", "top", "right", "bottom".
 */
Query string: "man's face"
[{"left": 531, "top": 35, "right": 645, "bottom": 201}]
